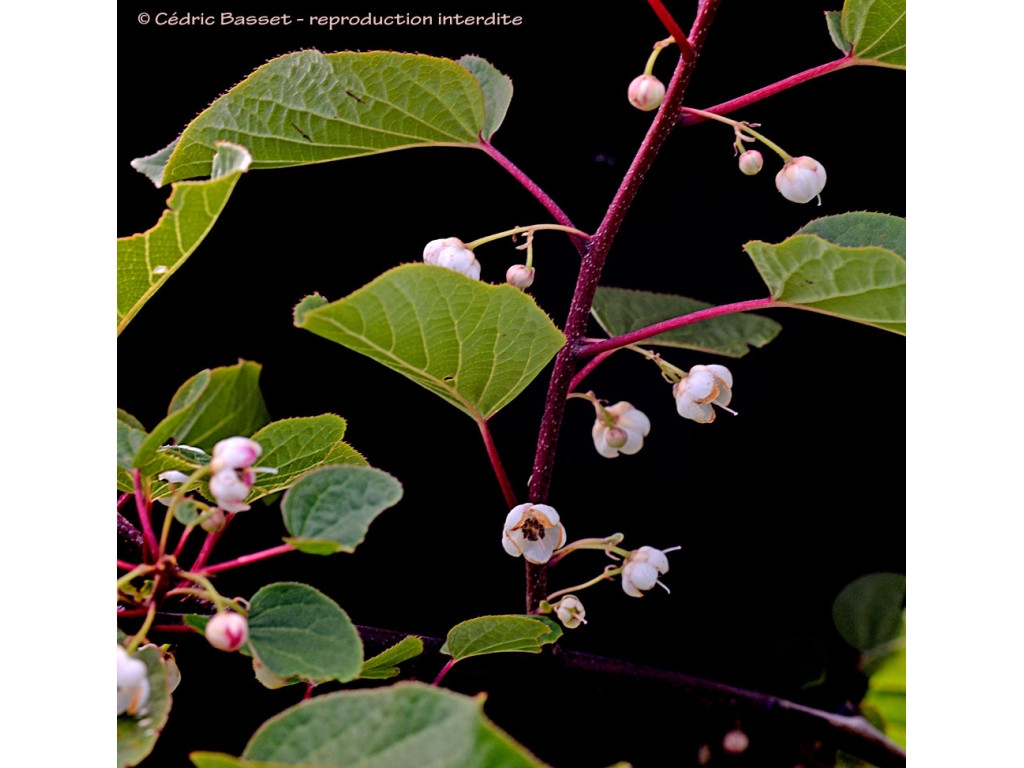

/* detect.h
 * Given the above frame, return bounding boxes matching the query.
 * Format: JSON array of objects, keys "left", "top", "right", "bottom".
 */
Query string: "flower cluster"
[
  {"left": 423, "top": 237, "right": 481, "bottom": 280},
  {"left": 592, "top": 401, "right": 650, "bottom": 458},
  {"left": 673, "top": 364, "right": 734, "bottom": 423},
  {"left": 622, "top": 546, "right": 672, "bottom": 597},
  {"left": 501, "top": 503, "right": 566, "bottom": 565},
  {"left": 117, "top": 646, "right": 150, "bottom": 717},
  {"left": 208, "top": 437, "right": 277, "bottom": 513}
]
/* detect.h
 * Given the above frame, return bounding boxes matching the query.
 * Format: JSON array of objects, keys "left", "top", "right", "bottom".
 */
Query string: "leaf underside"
[{"left": 842, "top": 0, "right": 906, "bottom": 68}]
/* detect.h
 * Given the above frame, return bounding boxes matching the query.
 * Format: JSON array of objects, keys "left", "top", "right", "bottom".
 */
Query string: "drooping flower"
[
  {"left": 506, "top": 263, "right": 535, "bottom": 289},
  {"left": 210, "top": 437, "right": 262, "bottom": 473},
  {"left": 554, "top": 595, "right": 587, "bottom": 629},
  {"left": 501, "top": 503, "right": 567, "bottom": 565},
  {"left": 209, "top": 468, "right": 256, "bottom": 513},
  {"left": 738, "top": 150, "right": 763, "bottom": 176},
  {"left": 117, "top": 646, "right": 150, "bottom": 716},
  {"left": 206, "top": 437, "right": 277, "bottom": 512},
  {"left": 775, "top": 155, "right": 827, "bottom": 204},
  {"left": 621, "top": 546, "right": 672, "bottom": 598},
  {"left": 628, "top": 74, "right": 666, "bottom": 112},
  {"left": 423, "top": 237, "right": 481, "bottom": 280},
  {"left": 205, "top": 611, "right": 249, "bottom": 652},
  {"left": 672, "top": 364, "right": 734, "bottom": 424},
  {"left": 592, "top": 401, "right": 651, "bottom": 458}
]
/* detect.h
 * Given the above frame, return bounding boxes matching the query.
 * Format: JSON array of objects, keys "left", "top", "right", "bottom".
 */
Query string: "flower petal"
[
  {"left": 624, "top": 562, "right": 659, "bottom": 591},
  {"left": 502, "top": 530, "right": 523, "bottom": 557},
  {"left": 621, "top": 574, "right": 644, "bottom": 598},
  {"left": 519, "top": 537, "right": 556, "bottom": 565},
  {"left": 675, "top": 396, "right": 715, "bottom": 423},
  {"left": 505, "top": 504, "right": 532, "bottom": 531},
  {"left": 592, "top": 422, "right": 620, "bottom": 458}
]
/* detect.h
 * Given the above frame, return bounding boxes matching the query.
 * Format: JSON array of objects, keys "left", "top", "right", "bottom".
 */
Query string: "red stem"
[
  {"left": 432, "top": 658, "right": 457, "bottom": 686},
  {"left": 568, "top": 349, "right": 620, "bottom": 392},
  {"left": 479, "top": 140, "right": 586, "bottom": 255},
  {"left": 646, "top": 0, "right": 695, "bottom": 61},
  {"left": 117, "top": 559, "right": 141, "bottom": 570},
  {"left": 478, "top": 419, "right": 518, "bottom": 509},
  {"left": 678, "top": 57, "right": 855, "bottom": 127},
  {"left": 523, "top": 0, "right": 722, "bottom": 612},
  {"left": 172, "top": 522, "right": 196, "bottom": 559},
  {"left": 201, "top": 543, "right": 297, "bottom": 575},
  {"left": 578, "top": 297, "right": 777, "bottom": 359},
  {"left": 150, "top": 624, "right": 196, "bottom": 633},
  {"left": 132, "top": 469, "right": 158, "bottom": 562},
  {"left": 117, "top": 492, "right": 131, "bottom": 510},
  {"left": 188, "top": 515, "right": 232, "bottom": 574}
]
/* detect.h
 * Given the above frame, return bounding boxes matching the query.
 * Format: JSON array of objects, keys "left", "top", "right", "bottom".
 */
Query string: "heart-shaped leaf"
[{"left": 842, "top": 0, "right": 906, "bottom": 68}]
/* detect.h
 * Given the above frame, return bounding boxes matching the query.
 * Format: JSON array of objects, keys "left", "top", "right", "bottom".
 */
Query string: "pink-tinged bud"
[
  {"left": 210, "top": 437, "right": 262, "bottom": 473},
  {"left": 627, "top": 74, "right": 665, "bottom": 112},
  {"left": 209, "top": 468, "right": 254, "bottom": 513},
  {"left": 775, "top": 155, "right": 827, "bottom": 204},
  {"left": 200, "top": 507, "right": 227, "bottom": 533},
  {"left": 738, "top": 150, "right": 763, "bottom": 176},
  {"left": 205, "top": 612, "right": 249, "bottom": 652},
  {"left": 506, "top": 264, "right": 535, "bottom": 289},
  {"left": 723, "top": 728, "right": 750, "bottom": 755}
]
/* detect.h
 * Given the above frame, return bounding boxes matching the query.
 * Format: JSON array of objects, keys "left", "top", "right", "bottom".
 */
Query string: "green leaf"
[
  {"left": 458, "top": 55, "right": 513, "bottom": 140},
  {"left": 843, "top": 0, "right": 906, "bottom": 68},
  {"left": 441, "top": 615, "right": 562, "bottom": 661},
  {"left": 825, "top": 10, "right": 852, "bottom": 54},
  {"left": 861, "top": 616, "right": 906, "bottom": 748},
  {"left": 134, "top": 360, "right": 271, "bottom": 466},
  {"left": 247, "top": 582, "right": 363, "bottom": 683},
  {"left": 246, "top": 415, "right": 366, "bottom": 503},
  {"left": 796, "top": 212, "right": 906, "bottom": 257},
  {"left": 192, "top": 682, "right": 552, "bottom": 768},
  {"left": 280, "top": 465, "right": 403, "bottom": 554},
  {"left": 832, "top": 572, "right": 906, "bottom": 652},
  {"left": 296, "top": 264, "right": 566, "bottom": 420},
  {"left": 591, "top": 287, "right": 782, "bottom": 358},
  {"left": 118, "top": 412, "right": 150, "bottom": 471},
  {"left": 117, "top": 645, "right": 172, "bottom": 767},
  {"left": 743, "top": 233, "right": 905, "bottom": 334},
  {"left": 359, "top": 636, "right": 425, "bottom": 680},
  {"left": 118, "top": 142, "right": 252, "bottom": 334},
  {"left": 172, "top": 499, "right": 202, "bottom": 525},
  {"left": 138, "top": 51, "right": 505, "bottom": 186}
]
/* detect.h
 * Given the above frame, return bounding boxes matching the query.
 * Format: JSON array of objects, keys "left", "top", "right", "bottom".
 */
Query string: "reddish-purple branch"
[
  {"left": 568, "top": 348, "right": 620, "bottom": 392},
  {"left": 678, "top": 57, "right": 855, "bottom": 127},
  {"left": 646, "top": 0, "right": 695, "bottom": 61},
  {"left": 432, "top": 658, "right": 457, "bottom": 686},
  {"left": 117, "top": 492, "right": 131, "bottom": 510},
  {"left": 201, "top": 543, "right": 296, "bottom": 575},
  {"left": 188, "top": 513, "right": 235, "bottom": 574},
  {"left": 479, "top": 419, "right": 518, "bottom": 509},
  {"left": 479, "top": 141, "right": 586, "bottom": 255},
  {"left": 132, "top": 469, "right": 158, "bottom": 562},
  {"left": 523, "top": 0, "right": 723, "bottom": 611},
  {"left": 578, "top": 297, "right": 777, "bottom": 359},
  {"left": 117, "top": 559, "right": 140, "bottom": 570}
]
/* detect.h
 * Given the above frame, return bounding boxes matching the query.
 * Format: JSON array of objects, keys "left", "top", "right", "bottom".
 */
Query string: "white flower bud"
[
  {"left": 423, "top": 237, "right": 465, "bottom": 265},
  {"left": 209, "top": 468, "right": 254, "bottom": 513},
  {"left": 117, "top": 646, "right": 150, "bottom": 716},
  {"left": 723, "top": 728, "right": 750, "bottom": 754},
  {"left": 738, "top": 150, "right": 763, "bottom": 176},
  {"left": 200, "top": 507, "right": 227, "bottom": 533},
  {"left": 673, "top": 364, "right": 734, "bottom": 423},
  {"left": 592, "top": 401, "right": 651, "bottom": 458},
  {"left": 628, "top": 74, "right": 666, "bottom": 111},
  {"left": 502, "top": 503, "right": 567, "bottom": 565},
  {"left": 775, "top": 155, "right": 827, "bottom": 204},
  {"left": 554, "top": 595, "right": 587, "bottom": 629},
  {"left": 205, "top": 611, "right": 249, "bottom": 652},
  {"left": 621, "top": 546, "right": 672, "bottom": 598},
  {"left": 506, "top": 264, "right": 535, "bottom": 289},
  {"left": 210, "top": 437, "right": 262, "bottom": 473},
  {"left": 425, "top": 237, "right": 481, "bottom": 280}
]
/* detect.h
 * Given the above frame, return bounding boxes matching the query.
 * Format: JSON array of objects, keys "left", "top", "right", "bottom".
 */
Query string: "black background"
[{"left": 118, "top": 2, "right": 905, "bottom": 766}]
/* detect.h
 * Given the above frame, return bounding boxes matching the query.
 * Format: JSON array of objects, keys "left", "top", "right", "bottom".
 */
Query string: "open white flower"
[
  {"left": 117, "top": 646, "right": 150, "bottom": 716},
  {"left": 554, "top": 595, "right": 587, "bottom": 629},
  {"left": 592, "top": 401, "right": 651, "bottom": 458},
  {"left": 673, "top": 364, "right": 734, "bottom": 423},
  {"left": 423, "top": 237, "right": 481, "bottom": 280},
  {"left": 775, "top": 155, "right": 827, "bottom": 204},
  {"left": 501, "top": 503, "right": 567, "bottom": 565},
  {"left": 621, "top": 546, "right": 672, "bottom": 598}
]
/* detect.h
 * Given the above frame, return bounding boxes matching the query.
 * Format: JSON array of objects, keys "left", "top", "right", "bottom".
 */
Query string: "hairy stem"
[
  {"left": 578, "top": 297, "right": 777, "bottom": 358},
  {"left": 478, "top": 419, "right": 518, "bottom": 508},
  {"left": 678, "top": 57, "right": 856, "bottom": 127},
  {"left": 524, "top": 0, "right": 723, "bottom": 611}
]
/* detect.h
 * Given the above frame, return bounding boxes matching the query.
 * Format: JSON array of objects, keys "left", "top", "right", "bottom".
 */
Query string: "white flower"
[
  {"left": 628, "top": 74, "right": 665, "bottom": 111},
  {"left": 592, "top": 401, "right": 651, "bottom": 458},
  {"left": 423, "top": 237, "right": 481, "bottom": 280},
  {"left": 738, "top": 150, "right": 763, "bottom": 176},
  {"left": 210, "top": 437, "right": 262, "bottom": 473},
  {"left": 501, "top": 503, "right": 567, "bottom": 565},
  {"left": 157, "top": 470, "right": 190, "bottom": 484},
  {"left": 506, "top": 264, "right": 535, "bottom": 289},
  {"left": 209, "top": 468, "right": 255, "bottom": 513},
  {"left": 775, "top": 155, "right": 827, "bottom": 204},
  {"left": 554, "top": 595, "right": 587, "bottom": 629},
  {"left": 672, "top": 364, "right": 734, "bottom": 424},
  {"left": 723, "top": 728, "right": 750, "bottom": 755},
  {"left": 621, "top": 546, "right": 671, "bottom": 598},
  {"left": 205, "top": 612, "right": 249, "bottom": 652},
  {"left": 117, "top": 646, "right": 150, "bottom": 716}
]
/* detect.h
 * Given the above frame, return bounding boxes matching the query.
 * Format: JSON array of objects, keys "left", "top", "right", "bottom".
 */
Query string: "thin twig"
[{"left": 478, "top": 419, "right": 518, "bottom": 508}]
